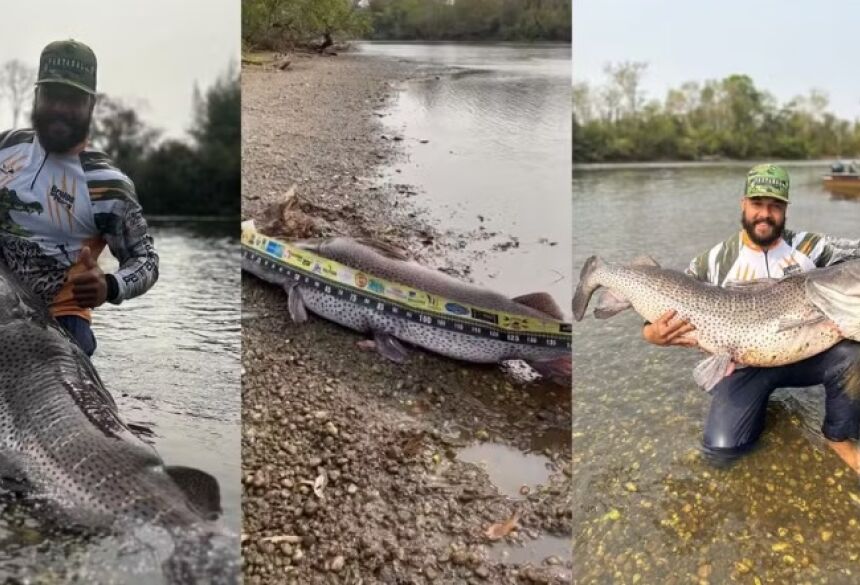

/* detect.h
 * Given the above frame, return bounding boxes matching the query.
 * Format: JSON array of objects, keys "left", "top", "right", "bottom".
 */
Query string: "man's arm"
[
  {"left": 88, "top": 169, "right": 159, "bottom": 303},
  {"left": 817, "top": 235, "right": 860, "bottom": 266},
  {"left": 101, "top": 198, "right": 159, "bottom": 303}
]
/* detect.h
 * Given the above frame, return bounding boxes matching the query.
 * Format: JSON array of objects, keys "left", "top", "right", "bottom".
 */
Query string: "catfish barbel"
[{"left": 572, "top": 256, "right": 860, "bottom": 391}]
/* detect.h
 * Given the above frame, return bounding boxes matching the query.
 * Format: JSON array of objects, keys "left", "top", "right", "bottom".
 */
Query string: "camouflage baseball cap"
[
  {"left": 36, "top": 40, "right": 97, "bottom": 95},
  {"left": 744, "top": 163, "right": 790, "bottom": 203}
]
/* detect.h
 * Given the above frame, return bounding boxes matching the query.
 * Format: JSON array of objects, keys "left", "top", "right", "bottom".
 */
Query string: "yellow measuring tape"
[{"left": 242, "top": 225, "right": 571, "bottom": 347}]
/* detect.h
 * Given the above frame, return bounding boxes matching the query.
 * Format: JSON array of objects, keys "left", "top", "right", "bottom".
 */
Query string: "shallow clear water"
[
  {"left": 572, "top": 163, "right": 860, "bottom": 583},
  {"left": 359, "top": 42, "right": 572, "bottom": 312},
  {"left": 0, "top": 221, "right": 240, "bottom": 583}
]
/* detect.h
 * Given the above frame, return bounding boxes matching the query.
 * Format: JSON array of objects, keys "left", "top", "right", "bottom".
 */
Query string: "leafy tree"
[
  {"left": 574, "top": 63, "right": 860, "bottom": 163},
  {"left": 90, "top": 70, "right": 239, "bottom": 216},
  {"left": 243, "top": 0, "right": 370, "bottom": 50},
  {"left": 91, "top": 96, "right": 161, "bottom": 180}
]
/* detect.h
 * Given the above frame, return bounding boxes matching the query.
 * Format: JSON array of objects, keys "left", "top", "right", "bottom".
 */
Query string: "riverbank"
[{"left": 241, "top": 53, "right": 572, "bottom": 584}]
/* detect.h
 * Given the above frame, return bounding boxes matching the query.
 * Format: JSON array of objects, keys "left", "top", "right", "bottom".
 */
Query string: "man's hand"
[
  {"left": 643, "top": 309, "right": 698, "bottom": 347},
  {"left": 70, "top": 247, "right": 107, "bottom": 308},
  {"left": 827, "top": 439, "right": 860, "bottom": 474}
]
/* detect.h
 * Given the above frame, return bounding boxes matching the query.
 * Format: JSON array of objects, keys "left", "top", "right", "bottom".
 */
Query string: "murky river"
[
  {"left": 572, "top": 162, "right": 860, "bottom": 584},
  {"left": 0, "top": 222, "right": 240, "bottom": 583},
  {"left": 359, "top": 42, "right": 572, "bottom": 308}
]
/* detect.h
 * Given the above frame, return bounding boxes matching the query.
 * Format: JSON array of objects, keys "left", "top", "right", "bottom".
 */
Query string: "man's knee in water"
[{"left": 700, "top": 434, "right": 759, "bottom": 467}]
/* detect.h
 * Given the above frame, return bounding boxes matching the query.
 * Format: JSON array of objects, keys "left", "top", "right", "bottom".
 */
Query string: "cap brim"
[
  {"left": 36, "top": 78, "right": 95, "bottom": 95},
  {"left": 745, "top": 193, "right": 790, "bottom": 204}
]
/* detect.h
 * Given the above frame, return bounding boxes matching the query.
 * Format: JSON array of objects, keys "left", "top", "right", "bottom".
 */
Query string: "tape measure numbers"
[{"left": 242, "top": 228, "right": 572, "bottom": 350}]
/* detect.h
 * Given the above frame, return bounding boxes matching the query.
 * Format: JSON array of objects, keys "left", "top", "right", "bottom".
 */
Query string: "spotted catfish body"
[
  {"left": 573, "top": 256, "right": 860, "bottom": 391},
  {"left": 0, "top": 262, "right": 222, "bottom": 533},
  {"left": 243, "top": 237, "right": 570, "bottom": 380}
]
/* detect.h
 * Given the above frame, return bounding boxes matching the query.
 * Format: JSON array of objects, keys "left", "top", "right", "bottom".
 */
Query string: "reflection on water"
[
  {"left": 458, "top": 443, "right": 552, "bottom": 499},
  {"left": 360, "top": 42, "right": 572, "bottom": 311},
  {"left": 572, "top": 163, "right": 860, "bottom": 583},
  {"left": 0, "top": 222, "right": 240, "bottom": 582}
]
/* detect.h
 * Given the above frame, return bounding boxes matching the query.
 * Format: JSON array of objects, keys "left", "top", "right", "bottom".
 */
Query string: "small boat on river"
[{"left": 823, "top": 161, "right": 860, "bottom": 196}]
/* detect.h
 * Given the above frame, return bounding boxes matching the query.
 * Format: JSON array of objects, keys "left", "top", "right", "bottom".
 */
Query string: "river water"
[
  {"left": 358, "top": 42, "right": 572, "bottom": 309},
  {"left": 572, "top": 162, "right": 860, "bottom": 583},
  {"left": 352, "top": 43, "right": 573, "bottom": 572},
  {"left": 0, "top": 222, "right": 240, "bottom": 583}
]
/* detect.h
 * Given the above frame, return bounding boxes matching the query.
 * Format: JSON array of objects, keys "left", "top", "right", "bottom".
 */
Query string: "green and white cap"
[
  {"left": 36, "top": 39, "right": 97, "bottom": 95},
  {"left": 744, "top": 163, "right": 790, "bottom": 203}
]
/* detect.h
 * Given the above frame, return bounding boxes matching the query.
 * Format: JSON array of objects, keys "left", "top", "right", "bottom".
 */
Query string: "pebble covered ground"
[{"left": 241, "top": 53, "right": 572, "bottom": 584}]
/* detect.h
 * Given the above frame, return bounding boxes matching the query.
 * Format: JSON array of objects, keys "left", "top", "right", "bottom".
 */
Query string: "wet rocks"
[{"left": 242, "top": 54, "right": 571, "bottom": 585}]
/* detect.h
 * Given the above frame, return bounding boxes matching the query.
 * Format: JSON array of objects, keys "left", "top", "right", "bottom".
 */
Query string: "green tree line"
[
  {"left": 242, "top": 0, "right": 570, "bottom": 50},
  {"left": 574, "top": 62, "right": 860, "bottom": 163},
  {"left": 365, "top": 0, "right": 570, "bottom": 41},
  {"left": 91, "top": 71, "right": 240, "bottom": 217}
]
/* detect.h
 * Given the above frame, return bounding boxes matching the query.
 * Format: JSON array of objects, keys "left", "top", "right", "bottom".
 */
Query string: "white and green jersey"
[
  {"left": 688, "top": 229, "right": 860, "bottom": 286},
  {"left": 0, "top": 128, "right": 158, "bottom": 319}
]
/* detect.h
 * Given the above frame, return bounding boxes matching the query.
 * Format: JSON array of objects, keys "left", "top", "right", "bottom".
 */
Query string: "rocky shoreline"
[{"left": 241, "top": 52, "right": 572, "bottom": 584}]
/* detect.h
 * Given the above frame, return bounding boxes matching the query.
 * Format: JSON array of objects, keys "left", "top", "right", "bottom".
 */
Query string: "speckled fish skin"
[
  {"left": 0, "top": 261, "right": 210, "bottom": 530},
  {"left": 243, "top": 237, "right": 570, "bottom": 366},
  {"left": 573, "top": 256, "right": 860, "bottom": 368}
]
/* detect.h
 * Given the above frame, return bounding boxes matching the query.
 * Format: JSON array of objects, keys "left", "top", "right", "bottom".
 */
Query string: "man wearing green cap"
[
  {"left": 0, "top": 40, "right": 158, "bottom": 356},
  {"left": 643, "top": 163, "right": 860, "bottom": 471}
]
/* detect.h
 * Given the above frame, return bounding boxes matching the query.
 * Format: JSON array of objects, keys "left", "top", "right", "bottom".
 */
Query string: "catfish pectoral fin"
[
  {"left": 693, "top": 353, "right": 735, "bottom": 392},
  {"left": 528, "top": 355, "right": 572, "bottom": 386},
  {"left": 372, "top": 331, "right": 410, "bottom": 364},
  {"left": 776, "top": 312, "right": 827, "bottom": 333},
  {"left": 285, "top": 282, "right": 308, "bottom": 324}
]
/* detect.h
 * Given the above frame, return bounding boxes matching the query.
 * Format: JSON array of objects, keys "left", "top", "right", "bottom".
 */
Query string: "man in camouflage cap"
[
  {"left": 643, "top": 163, "right": 860, "bottom": 472},
  {"left": 0, "top": 40, "right": 158, "bottom": 356}
]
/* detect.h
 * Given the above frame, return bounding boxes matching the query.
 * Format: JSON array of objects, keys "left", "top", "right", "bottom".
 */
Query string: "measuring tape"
[{"left": 242, "top": 225, "right": 571, "bottom": 350}]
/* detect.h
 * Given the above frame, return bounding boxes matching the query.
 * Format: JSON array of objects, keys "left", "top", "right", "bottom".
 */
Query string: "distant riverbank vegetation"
[
  {"left": 365, "top": 0, "right": 570, "bottom": 41},
  {"left": 574, "top": 62, "right": 860, "bottom": 163},
  {"left": 92, "top": 70, "right": 240, "bottom": 217},
  {"left": 242, "top": 0, "right": 570, "bottom": 50}
]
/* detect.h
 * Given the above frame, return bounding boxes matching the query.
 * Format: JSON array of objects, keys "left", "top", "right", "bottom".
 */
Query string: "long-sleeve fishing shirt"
[
  {"left": 687, "top": 229, "right": 860, "bottom": 285},
  {"left": 0, "top": 128, "right": 158, "bottom": 320}
]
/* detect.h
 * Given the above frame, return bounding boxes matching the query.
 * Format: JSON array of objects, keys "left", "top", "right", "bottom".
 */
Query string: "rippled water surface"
[
  {"left": 572, "top": 163, "right": 860, "bottom": 584},
  {"left": 0, "top": 222, "right": 240, "bottom": 583},
  {"left": 359, "top": 42, "right": 572, "bottom": 309}
]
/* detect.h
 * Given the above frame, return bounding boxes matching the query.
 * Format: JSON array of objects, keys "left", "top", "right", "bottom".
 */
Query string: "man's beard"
[
  {"left": 31, "top": 108, "right": 91, "bottom": 154},
  {"left": 741, "top": 213, "right": 785, "bottom": 247}
]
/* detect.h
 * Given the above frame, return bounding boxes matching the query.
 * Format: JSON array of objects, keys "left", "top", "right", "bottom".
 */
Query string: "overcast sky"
[
  {"left": 574, "top": 0, "right": 860, "bottom": 120},
  {"left": 0, "top": 0, "right": 239, "bottom": 139}
]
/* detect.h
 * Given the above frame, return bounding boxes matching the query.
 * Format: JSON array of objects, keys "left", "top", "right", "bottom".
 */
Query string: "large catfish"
[
  {"left": 243, "top": 236, "right": 571, "bottom": 382},
  {"left": 572, "top": 256, "right": 860, "bottom": 391},
  {"left": 0, "top": 261, "right": 235, "bottom": 583}
]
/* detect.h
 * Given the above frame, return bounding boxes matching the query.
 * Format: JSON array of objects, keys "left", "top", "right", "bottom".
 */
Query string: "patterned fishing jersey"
[
  {"left": 0, "top": 128, "right": 158, "bottom": 320},
  {"left": 688, "top": 229, "right": 860, "bottom": 285}
]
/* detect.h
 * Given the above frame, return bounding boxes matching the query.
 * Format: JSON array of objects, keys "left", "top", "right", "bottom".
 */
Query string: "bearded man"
[
  {"left": 0, "top": 39, "right": 158, "bottom": 356},
  {"left": 643, "top": 164, "right": 860, "bottom": 471}
]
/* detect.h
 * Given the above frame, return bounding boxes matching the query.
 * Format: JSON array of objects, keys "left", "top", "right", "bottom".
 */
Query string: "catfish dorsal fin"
[
  {"left": 630, "top": 255, "right": 660, "bottom": 268},
  {"left": 512, "top": 292, "right": 565, "bottom": 320},
  {"left": 166, "top": 466, "right": 222, "bottom": 521},
  {"left": 353, "top": 237, "right": 411, "bottom": 261}
]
